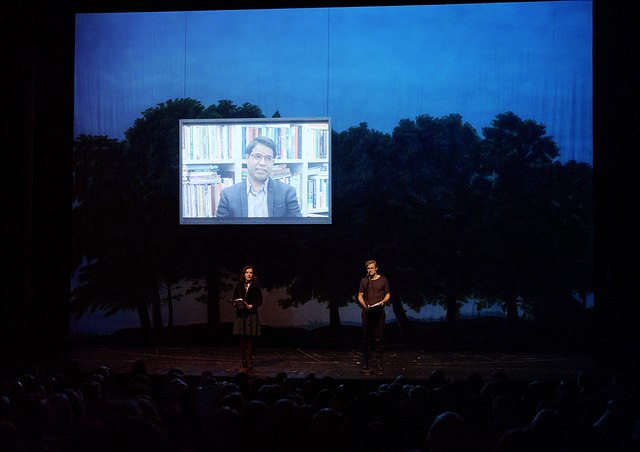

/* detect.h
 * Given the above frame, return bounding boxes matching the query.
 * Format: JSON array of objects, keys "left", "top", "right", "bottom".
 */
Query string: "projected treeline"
[{"left": 72, "top": 98, "right": 592, "bottom": 339}]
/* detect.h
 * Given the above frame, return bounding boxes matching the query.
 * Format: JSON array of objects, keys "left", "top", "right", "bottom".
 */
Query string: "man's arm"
[
  {"left": 216, "top": 189, "right": 231, "bottom": 217},
  {"left": 284, "top": 184, "right": 302, "bottom": 217},
  {"left": 358, "top": 291, "right": 366, "bottom": 308},
  {"left": 380, "top": 277, "right": 391, "bottom": 305},
  {"left": 216, "top": 184, "right": 245, "bottom": 218},
  {"left": 271, "top": 180, "right": 302, "bottom": 217}
]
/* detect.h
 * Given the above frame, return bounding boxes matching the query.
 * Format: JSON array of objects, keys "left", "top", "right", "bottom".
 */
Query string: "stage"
[{"left": 66, "top": 343, "right": 597, "bottom": 383}]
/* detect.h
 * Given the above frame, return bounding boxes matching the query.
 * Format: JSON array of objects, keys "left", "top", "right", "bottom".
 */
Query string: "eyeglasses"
[{"left": 249, "top": 153, "right": 275, "bottom": 163}]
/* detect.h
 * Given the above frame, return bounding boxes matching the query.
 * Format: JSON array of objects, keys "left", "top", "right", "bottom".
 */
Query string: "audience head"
[{"left": 426, "top": 411, "right": 470, "bottom": 452}]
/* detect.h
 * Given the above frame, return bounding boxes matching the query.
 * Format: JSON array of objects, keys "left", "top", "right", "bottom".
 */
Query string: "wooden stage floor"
[{"left": 67, "top": 344, "right": 597, "bottom": 383}]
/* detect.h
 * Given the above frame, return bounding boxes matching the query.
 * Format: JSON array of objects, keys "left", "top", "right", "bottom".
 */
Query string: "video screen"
[
  {"left": 70, "top": 2, "right": 593, "bottom": 337},
  {"left": 180, "top": 117, "right": 331, "bottom": 224}
]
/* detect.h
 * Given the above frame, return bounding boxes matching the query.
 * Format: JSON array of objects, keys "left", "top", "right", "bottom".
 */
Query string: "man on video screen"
[{"left": 216, "top": 136, "right": 302, "bottom": 218}]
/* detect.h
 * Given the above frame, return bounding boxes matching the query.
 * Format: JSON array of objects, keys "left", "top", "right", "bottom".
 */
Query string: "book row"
[{"left": 182, "top": 124, "right": 329, "bottom": 161}]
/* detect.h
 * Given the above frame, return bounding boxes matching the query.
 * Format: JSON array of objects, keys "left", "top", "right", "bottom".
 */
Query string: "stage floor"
[{"left": 67, "top": 344, "right": 597, "bottom": 383}]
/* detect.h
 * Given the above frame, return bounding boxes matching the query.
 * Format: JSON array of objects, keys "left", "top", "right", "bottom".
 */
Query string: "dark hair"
[
  {"left": 245, "top": 136, "right": 276, "bottom": 158},
  {"left": 240, "top": 265, "right": 256, "bottom": 281}
]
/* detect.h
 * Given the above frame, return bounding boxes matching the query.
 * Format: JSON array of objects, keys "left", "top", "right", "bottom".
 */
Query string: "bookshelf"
[{"left": 179, "top": 118, "right": 331, "bottom": 224}]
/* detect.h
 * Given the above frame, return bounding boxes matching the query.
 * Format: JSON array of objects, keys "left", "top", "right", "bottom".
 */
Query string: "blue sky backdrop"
[{"left": 75, "top": 1, "right": 592, "bottom": 163}]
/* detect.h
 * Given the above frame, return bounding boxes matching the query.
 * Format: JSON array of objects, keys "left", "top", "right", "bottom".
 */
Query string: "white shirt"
[{"left": 247, "top": 178, "right": 269, "bottom": 217}]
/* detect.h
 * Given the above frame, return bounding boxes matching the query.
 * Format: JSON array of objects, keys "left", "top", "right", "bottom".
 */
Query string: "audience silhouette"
[{"left": 0, "top": 360, "right": 637, "bottom": 452}]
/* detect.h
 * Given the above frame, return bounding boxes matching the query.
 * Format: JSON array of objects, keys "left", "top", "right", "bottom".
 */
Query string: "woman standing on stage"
[{"left": 232, "top": 264, "right": 263, "bottom": 371}]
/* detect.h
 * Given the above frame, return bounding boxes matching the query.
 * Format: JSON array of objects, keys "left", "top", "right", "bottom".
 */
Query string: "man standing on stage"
[{"left": 358, "top": 259, "right": 391, "bottom": 374}]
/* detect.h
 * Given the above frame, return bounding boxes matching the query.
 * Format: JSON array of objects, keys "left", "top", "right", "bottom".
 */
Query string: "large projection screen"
[{"left": 70, "top": 2, "right": 593, "bottom": 336}]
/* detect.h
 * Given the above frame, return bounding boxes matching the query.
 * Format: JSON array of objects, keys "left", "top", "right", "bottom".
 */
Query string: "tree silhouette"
[
  {"left": 73, "top": 99, "right": 209, "bottom": 336},
  {"left": 202, "top": 99, "right": 264, "bottom": 119},
  {"left": 473, "top": 112, "right": 592, "bottom": 330},
  {"left": 72, "top": 135, "right": 154, "bottom": 329},
  {"left": 388, "top": 114, "right": 481, "bottom": 332}
]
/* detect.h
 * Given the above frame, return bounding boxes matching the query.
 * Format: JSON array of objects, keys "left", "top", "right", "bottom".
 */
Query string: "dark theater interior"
[{"left": 4, "top": 1, "right": 639, "bottom": 451}]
